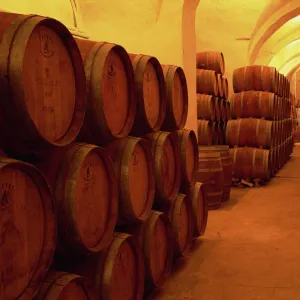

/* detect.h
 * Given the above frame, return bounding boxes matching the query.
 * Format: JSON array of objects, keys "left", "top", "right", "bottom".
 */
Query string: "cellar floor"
[{"left": 149, "top": 144, "right": 300, "bottom": 300}]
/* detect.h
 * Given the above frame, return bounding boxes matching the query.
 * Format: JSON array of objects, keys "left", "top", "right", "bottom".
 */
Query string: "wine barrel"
[
  {"left": 212, "top": 122, "right": 219, "bottom": 145},
  {"left": 33, "top": 143, "right": 117, "bottom": 257},
  {"left": 197, "top": 120, "right": 213, "bottom": 146},
  {"left": 176, "top": 129, "right": 198, "bottom": 191},
  {"left": 215, "top": 98, "right": 221, "bottom": 122},
  {"left": 161, "top": 65, "right": 188, "bottom": 131},
  {"left": 75, "top": 233, "right": 144, "bottom": 300},
  {"left": 225, "top": 101, "right": 231, "bottom": 121},
  {"left": 76, "top": 39, "right": 136, "bottom": 144},
  {"left": 220, "top": 99, "right": 227, "bottom": 122},
  {"left": 0, "top": 12, "right": 86, "bottom": 156},
  {"left": 119, "top": 211, "right": 173, "bottom": 293},
  {"left": 187, "top": 182, "right": 208, "bottom": 237},
  {"left": 230, "top": 147, "right": 272, "bottom": 180},
  {"left": 144, "top": 132, "right": 180, "bottom": 208},
  {"left": 196, "top": 94, "right": 216, "bottom": 121},
  {"left": 0, "top": 158, "right": 55, "bottom": 299},
  {"left": 196, "top": 151, "right": 224, "bottom": 209},
  {"left": 218, "top": 122, "right": 225, "bottom": 145},
  {"left": 233, "top": 65, "right": 278, "bottom": 94},
  {"left": 196, "top": 51, "right": 225, "bottom": 75},
  {"left": 106, "top": 137, "right": 154, "bottom": 224},
  {"left": 217, "top": 74, "right": 224, "bottom": 98},
  {"left": 168, "top": 194, "right": 193, "bottom": 257},
  {"left": 198, "top": 146, "right": 232, "bottom": 202},
  {"left": 129, "top": 54, "right": 166, "bottom": 135},
  {"left": 196, "top": 69, "right": 218, "bottom": 96},
  {"left": 230, "top": 91, "right": 277, "bottom": 120},
  {"left": 223, "top": 77, "right": 229, "bottom": 99},
  {"left": 226, "top": 119, "right": 275, "bottom": 148},
  {"left": 35, "top": 272, "right": 96, "bottom": 300}
]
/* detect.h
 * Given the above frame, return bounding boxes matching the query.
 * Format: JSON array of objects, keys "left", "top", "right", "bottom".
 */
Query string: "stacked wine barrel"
[
  {"left": 0, "top": 12, "right": 208, "bottom": 300},
  {"left": 227, "top": 65, "right": 293, "bottom": 182},
  {"left": 196, "top": 51, "right": 231, "bottom": 146}
]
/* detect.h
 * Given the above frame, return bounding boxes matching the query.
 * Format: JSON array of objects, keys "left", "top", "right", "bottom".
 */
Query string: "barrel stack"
[
  {"left": 0, "top": 12, "right": 208, "bottom": 300},
  {"left": 228, "top": 65, "right": 293, "bottom": 184},
  {"left": 195, "top": 52, "right": 233, "bottom": 210}
]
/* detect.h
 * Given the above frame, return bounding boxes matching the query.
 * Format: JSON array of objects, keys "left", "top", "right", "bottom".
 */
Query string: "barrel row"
[
  {"left": 230, "top": 91, "right": 292, "bottom": 120},
  {"left": 197, "top": 94, "right": 231, "bottom": 122},
  {"left": 197, "top": 120, "right": 227, "bottom": 146},
  {"left": 0, "top": 12, "right": 189, "bottom": 158},
  {"left": 232, "top": 65, "right": 290, "bottom": 98},
  {"left": 230, "top": 136, "right": 293, "bottom": 181},
  {"left": 196, "top": 70, "right": 229, "bottom": 99},
  {"left": 226, "top": 118, "right": 293, "bottom": 149}
]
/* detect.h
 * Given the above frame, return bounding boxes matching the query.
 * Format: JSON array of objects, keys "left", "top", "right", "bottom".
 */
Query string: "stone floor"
[{"left": 149, "top": 145, "right": 300, "bottom": 300}]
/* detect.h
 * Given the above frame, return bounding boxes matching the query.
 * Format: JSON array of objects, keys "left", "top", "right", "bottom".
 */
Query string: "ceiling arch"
[{"left": 279, "top": 57, "right": 300, "bottom": 76}]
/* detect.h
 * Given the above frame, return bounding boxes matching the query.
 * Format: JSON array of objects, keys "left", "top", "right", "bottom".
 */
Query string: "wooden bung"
[
  {"left": 106, "top": 137, "right": 155, "bottom": 224},
  {"left": 0, "top": 12, "right": 86, "bottom": 155},
  {"left": 35, "top": 272, "right": 96, "bottom": 300},
  {"left": 76, "top": 39, "right": 136, "bottom": 144},
  {"left": 0, "top": 158, "right": 56, "bottom": 299},
  {"left": 129, "top": 54, "right": 166, "bottom": 135}
]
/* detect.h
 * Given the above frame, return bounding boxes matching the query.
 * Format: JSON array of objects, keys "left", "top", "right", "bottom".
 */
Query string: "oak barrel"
[
  {"left": 144, "top": 131, "right": 181, "bottom": 208},
  {"left": 230, "top": 91, "right": 277, "bottom": 120},
  {"left": 168, "top": 194, "right": 193, "bottom": 257},
  {"left": 75, "top": 233, "right": 144, "bottom": 300},
  {"left": 197, "top": 120, "right": 213, "bottom": 146},
  {"left": 161, "top": 65, "right": 188, "bottom": 130},
  {"left": 33, "top": 143, "right": 118, "bottom": 257},
  {"left": 76, "top": 39, "right": 136, "bottom": 144},
  {"left": 233, "top": 65, "right": 278, "bottom": 94},
  {"left": 196, "top": 51, "right": 225, "bottom": 75},
  {"left": 0, "top": 12, "right": 86, "bottom": 155},
  {"left": 176, "top": 129, "right": 198, "bottom": 191},
  {"left": 220, "top": 99, "right": 227, "bottom": 122},
  {"left": 222, "top": 77, "right": 229, "bottom": 99},
  {"left": 212, "top": 122, "right": 219, "bottom": 145},
  {"left": 215, "top": 98, "right": 221, "bottom": 121},
  {"left": 226, "top": 119, "right": 275, "bottom": 148},
  {"left": 196, "top": 151, "right": 224, "bottom": 209},
  {"left": 35, "top": 272, "right": 96, "bottom": 300},
  {"left": 230, "top": 147, "right": 272, "bottom": 180},
  {"left": 196, "top": 94, "right": 216, "bottom": 121},
  {"left": 225, "top": 101, "right": 231, "bottom": 121},
  {"left": 106, "top": 137, "right": 155, "bottom": 224},
  {"left": 198, "top": 146, "right": 232, "bottom": 202},
  {"left": 218, "top": 122, "right": 225, "bottom": 145},
  {"left": 196, "top": 69, "right": 218, "bottom": 96},
  {"left": 187, "top": 182, "right": 208, "bottom": 237},
  {"left": 129, "top": 54, "right": 166, "bottom": 135},
  {"left": 217, "top": 74, "right": 224, "bottom": 98},
  {"left": 0, "top": 158, "right": 55, "bottom": 299}
]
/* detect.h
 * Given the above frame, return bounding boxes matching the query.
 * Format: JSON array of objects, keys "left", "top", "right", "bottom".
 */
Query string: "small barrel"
[
  {"left": 106, "top": 137, "right": 155, "bottom": 224},
  {"left": 196, "top": 51, "right": 225, "bottom": 75},
  {"left": 226, "top": 119, "right": 275, "bottom": 148},
  {"left": 0, "top": 12, "right": 86, "bottom": 155},
  {"left": 35, "top": 272, "right": 96, "bottom": 300},
  {"left": 168, "top": 194, "right": 193, "bottom": 257},
  {"left": 225, "top": 101, "right": 231, "bottom": 121},
  {"left": 75, "top": 233, "right": 144, "bottom": 300},
  {"left": 187, "top": 182, "right": 208, "bottom": 237},
  {"left": 230, "top": 91, "right": 278, "bottom": 120},
  {"left": 33, "top": 143, "right": 118, "bottom": 257},
  {"left": 161, "top": 65, "right": 188, "bottom": 131},
  {"left": 76, "top": 39, "right": 136, "bottom": 144},
  {"left": 199, "top": 146, "right": 232, "bottom": 202},
  {"left": 176, "top": 129, "right": 198, "bottom": 191},
  {"left": 129, "top": 54, "right": 166, "bottom": 135},
  {"left": 197, "top": 120, "right": 213, "bottom": 146},
  {"left": 212, "top": 122, "right": 219, "bottom": 145},
  {"left": 197, "top": 94, "right": 216, "bottom": 121},
  {"left": 233, "top": 65, "right": 278, "bottom": 94},
  {"left": 222, "top": 77, "right": 229, "bottom": 99},
  {"left": 196, "top": 69, "right": 218, "bottom": 96},
  {"left": 230, "top": 147, "right": 272, "bottom": 180},
  {"left": 0, "top": 158, "right": 55, "bottom": 299},
  {"left": 144, "top": 132, "right": 181, "bottom": 208},
  {"left": 196, "top": 151, "right": 224, "bottom": 209}
]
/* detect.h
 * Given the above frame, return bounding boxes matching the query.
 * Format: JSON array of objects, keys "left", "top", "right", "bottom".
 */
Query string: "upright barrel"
[
  {"left": 129, "top": 54, "right": 166, "bottom": 135},
  {"left": 196, "top": 151, "right": 224, "bottom": 209},
  {"left": 196, "top": 51, "right": 225, "bottom": 75},
  {"left": 76, "top": 39, "right": 136, "bottom": 144},
  {"left": 0, "top": 158, "right": 55, "bottom": 299},
  {"left": 161, "top": 65, "right": 188, "bottom": 131},
  {"left": 197, "top": 94, "right": 216, "bottom": 121},
  {"left": 0, "top": 12, "right": 86, "bottom": 155}
]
